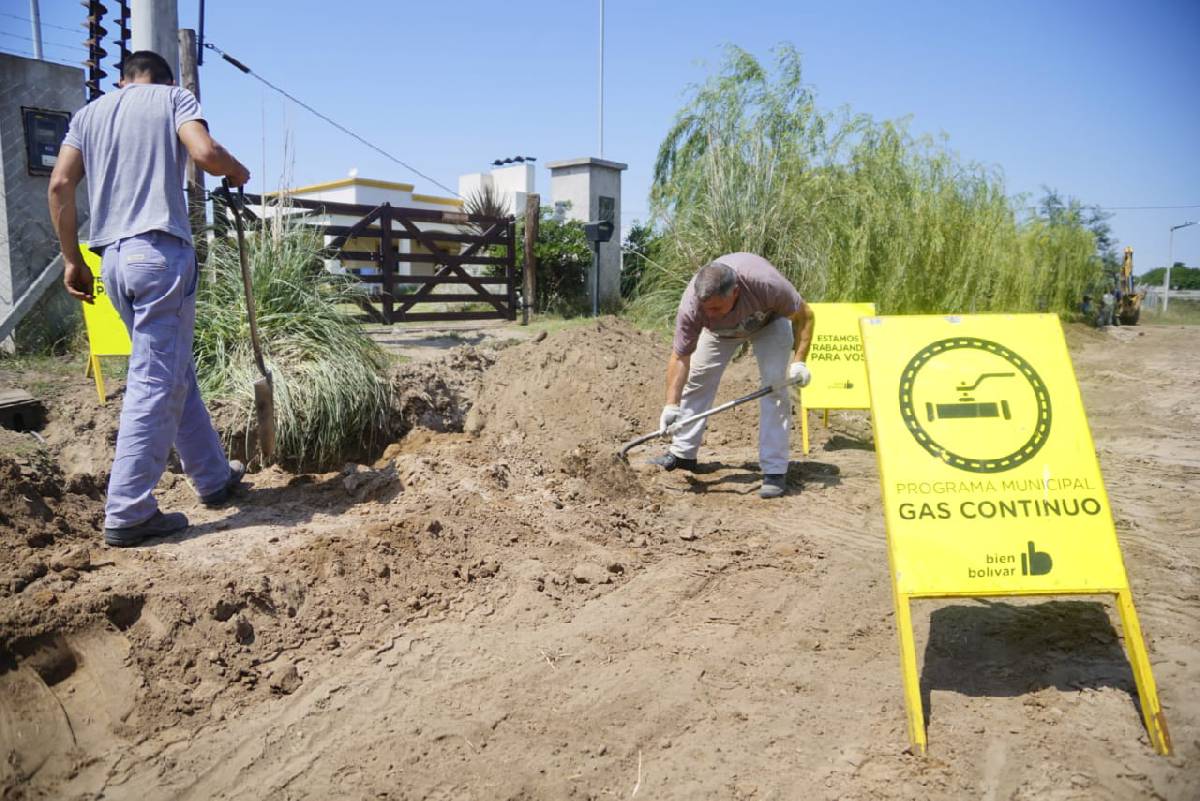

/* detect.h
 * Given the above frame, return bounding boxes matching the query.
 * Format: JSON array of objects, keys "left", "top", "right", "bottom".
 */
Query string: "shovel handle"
[
  {"left": 617, "top": 376, "right": 803, "bottom": 460},
  {"left": 221, "top": 179, "right": 270, "bottom": 380}
]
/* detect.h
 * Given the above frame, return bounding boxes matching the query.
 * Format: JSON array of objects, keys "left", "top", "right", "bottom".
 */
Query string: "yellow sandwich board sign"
[
  {"left": 80, "top": 245, "right": 131, "bottom": 403},
  {"left": 860, "top": 313, "right": 1170, "bottom": 755},
  {"left": 799, "top": 302, "right": 875, "bottom": 453}
]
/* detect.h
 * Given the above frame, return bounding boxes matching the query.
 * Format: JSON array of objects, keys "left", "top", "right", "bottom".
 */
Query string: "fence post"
[
  {"left": 523, "top": 193, "right": 539, "bottom": 322},
  {"left": 380, "top": 204, "right": 394, "bottom": 323},
  {"left": 507, "top": 219, "right": 518, "bottom": 322}
]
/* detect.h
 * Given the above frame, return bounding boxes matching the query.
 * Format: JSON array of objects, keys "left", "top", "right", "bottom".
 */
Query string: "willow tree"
[{"left": 633, "top": 45, "right": 1100, "bottom": 322}]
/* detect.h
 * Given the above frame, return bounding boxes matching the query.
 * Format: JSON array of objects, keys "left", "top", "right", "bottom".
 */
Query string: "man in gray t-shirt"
[
  {"left": 48, "top": 50, "right": 251, "bottom": 546},
  {"left": 651, "top": 253, "right": 815, "bottom": 498}
]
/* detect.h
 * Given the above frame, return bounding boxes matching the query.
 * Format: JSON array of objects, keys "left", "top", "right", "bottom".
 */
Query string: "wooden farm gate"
[{"left": 239, "top": 194, "right": 517, "bottom": 323}]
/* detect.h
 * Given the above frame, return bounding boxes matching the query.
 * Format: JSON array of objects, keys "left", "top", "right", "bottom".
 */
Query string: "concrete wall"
[
  {"left": 546, "top": 157, "right": 627, "bottom": 307},
  {"left": 0, "top": 54, "right": 87, "bottom": 336}
]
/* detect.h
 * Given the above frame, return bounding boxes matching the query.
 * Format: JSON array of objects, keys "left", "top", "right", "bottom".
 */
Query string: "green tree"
[
  {"left": 1139, "top": 263, "right": 1197, "bottom": 289},
  {"left": 486, "top": 205, "right": 592, "bottom": 315},
  {"left": 621, "top": 220, "right": 663, "bottom": 299},
  {"left": 1036, "top": 188, "right": 1119, "bottom": 270}
]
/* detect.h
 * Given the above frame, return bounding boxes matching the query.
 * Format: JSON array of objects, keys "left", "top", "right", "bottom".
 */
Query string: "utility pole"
[
  {"left": 598, "top": 0, "right": 604, "bottom": 158},
  {"left": 28, "top": 0, "right": 43, "bottom": 60},
  {"left": 131, "top": 0, "right": 179, "bottom": 74},
  {"left": 1163, "top": 221, "right": 1197, "bottom": 313},
  {"left": 178, "top": 28, "right": 206, "bottom": 265}
]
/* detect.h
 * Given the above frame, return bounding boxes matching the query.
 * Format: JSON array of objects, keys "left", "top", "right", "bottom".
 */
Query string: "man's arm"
[
  {"left": 665, "top": 350, "right": 691, "bottom": 406},
  {"left": 177, "top": 121, "right": 250, "bottom": 185},
  {"left": 47, "top": 144, "right": 92, "bottom": 303},
  {"left": 789, "top": 301, "right": 815, "bottom": 362}
]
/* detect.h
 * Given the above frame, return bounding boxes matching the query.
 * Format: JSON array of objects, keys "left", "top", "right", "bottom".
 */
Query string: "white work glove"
[
  {"left": 659, "top": 404, "right": 684, "bottom": 434},
  {"left": 787, "top": 361, "right": 811, "bottom": 388}
]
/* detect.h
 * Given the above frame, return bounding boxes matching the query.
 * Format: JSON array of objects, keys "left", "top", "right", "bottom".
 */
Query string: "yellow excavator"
[{"left": 1116, "top": 247, "right": 1142, "bottom": 325}]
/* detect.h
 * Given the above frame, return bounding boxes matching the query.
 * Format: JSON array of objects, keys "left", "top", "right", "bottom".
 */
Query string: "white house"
[{"left": 263, "top": 171, "right": 466, "bottom": 283}]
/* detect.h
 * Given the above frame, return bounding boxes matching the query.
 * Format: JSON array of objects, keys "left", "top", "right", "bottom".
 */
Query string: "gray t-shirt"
[
  {"left": 672, "top": 252, "right": 803, "bottom": 356},
  {"left": 62, "top": 84, "right": 203, "bottom": 249}
]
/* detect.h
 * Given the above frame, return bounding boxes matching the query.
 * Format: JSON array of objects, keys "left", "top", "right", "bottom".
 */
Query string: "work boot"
[
  {"left": 200, "top": 460, "right": 246, "bottom": 508},
  {"left": 104, "top": 510, "right": 189, "bottom": 547},
  {"left": 759, "top": 474, "right": 787, "bottom": 499},
  {"left": 647, "top": 452, "right": 698, "bottom": 472}
]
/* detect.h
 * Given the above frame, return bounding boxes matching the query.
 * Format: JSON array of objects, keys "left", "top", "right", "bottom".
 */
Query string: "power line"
[
  {"left": 0, "top": 11, "right": 82, "bottom": 34},
  {"left": 0, "top": 44, "right": 77, "bottom": 67},
  {"left": 204, "top": 41, "right": 461, "bottom": 199},
  {"left": 0, "top": 30, "right": 82, "bottom": 51}
]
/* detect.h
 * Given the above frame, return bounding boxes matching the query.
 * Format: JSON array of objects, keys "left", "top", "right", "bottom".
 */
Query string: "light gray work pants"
[
  {"left": 669, "top": 317, "right": 794, "bottom": 474},
  {"left": 101, "top": 231, "right": 229, "bottom": 528}
]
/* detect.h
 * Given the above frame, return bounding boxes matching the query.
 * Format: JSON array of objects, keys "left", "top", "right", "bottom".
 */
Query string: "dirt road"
[{"left": 1, "top": 320, "right": 1196, "bottom": 800}]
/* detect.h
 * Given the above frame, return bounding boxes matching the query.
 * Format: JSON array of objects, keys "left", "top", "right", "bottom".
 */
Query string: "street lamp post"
[{"left": 1163, "top": 221, "right": 1197, "bottom": 313}]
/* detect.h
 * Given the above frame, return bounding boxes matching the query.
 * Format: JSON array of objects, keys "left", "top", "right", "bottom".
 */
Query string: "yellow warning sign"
[
  {"left": 79, "top": 245, "right": 131, "bottom": 403},
  {"left": 803, "top": 302, "right": 875, "bottom": 409},
  {"left": 799, "top": 302, "right": 874, "bottom": 453},
  {"left": 860, "top": 313, "right": 1170, "bottom": 756},
  {"left": 80, "top": 245, "right": 131, "bottom": 357}
]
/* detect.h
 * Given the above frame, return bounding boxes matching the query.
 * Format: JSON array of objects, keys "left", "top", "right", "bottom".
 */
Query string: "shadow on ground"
[{"left": 919, "top": 599, "right": 1141, "bottom": 727}]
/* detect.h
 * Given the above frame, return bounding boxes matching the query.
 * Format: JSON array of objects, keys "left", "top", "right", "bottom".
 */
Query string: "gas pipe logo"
[{"left": 898, "top": 338, "right": 1052, "bottom": 474}]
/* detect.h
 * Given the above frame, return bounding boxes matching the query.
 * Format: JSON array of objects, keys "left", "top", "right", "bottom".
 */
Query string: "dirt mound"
[
  {"left": 391, "top": 345, "right": 495, "bottom": 437},
  {"left": 38, "top": 378, "right": 123, "bottom": 482},
  {"left": 464, "top": 318, "right": 787, "bottom": 490},
  {"left": 0, "top": 455, "right": 103, "bottom": 604}
]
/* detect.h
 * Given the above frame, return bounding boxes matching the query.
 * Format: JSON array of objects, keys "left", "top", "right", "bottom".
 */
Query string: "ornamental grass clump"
[{"left": 195, "top": 215, "right": 391, "bottom": 470}]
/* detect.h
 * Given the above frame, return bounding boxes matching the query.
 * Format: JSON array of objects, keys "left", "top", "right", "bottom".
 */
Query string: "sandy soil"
[{"left": 0, "top": 319, "right": 1196, "bottom": 801}]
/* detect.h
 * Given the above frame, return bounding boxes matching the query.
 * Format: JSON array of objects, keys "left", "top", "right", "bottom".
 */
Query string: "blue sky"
[{"left": 5, "top": 0, "right": 1199, "bottom": 274}]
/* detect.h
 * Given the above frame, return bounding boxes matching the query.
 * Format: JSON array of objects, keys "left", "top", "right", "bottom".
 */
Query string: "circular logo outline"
[{"left": 898, "top": 337, "right": 1051, "bottom": 473}]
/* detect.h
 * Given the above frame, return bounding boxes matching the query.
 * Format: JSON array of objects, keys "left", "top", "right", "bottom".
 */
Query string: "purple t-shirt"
[
  {"left": 62, "top": 84, "right": 204, "bottom": 248},
  {"left": 672, "top": 252, "right": 803, "bottom": 356}
]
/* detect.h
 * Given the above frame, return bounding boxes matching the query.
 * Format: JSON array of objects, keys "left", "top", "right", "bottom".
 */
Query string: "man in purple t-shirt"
[{"left": 651, "top": 253, "right": 815, "bottom": 498}]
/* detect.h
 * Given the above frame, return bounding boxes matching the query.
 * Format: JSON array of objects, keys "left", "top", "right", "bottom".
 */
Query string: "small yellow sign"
[
  {"left": 799, "top": 302, "right": 875, "bottom": 453},
  {"left": 80, "top": 245, "right": 131, "bottom": 403},
  {"left": 860, "top": 313, "right": 1170, "bottom": 756},
  {"left": 803, "top": 302, "right": 875, "bottom": 409}
]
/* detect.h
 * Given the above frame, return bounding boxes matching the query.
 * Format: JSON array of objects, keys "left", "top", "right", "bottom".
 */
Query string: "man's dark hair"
[
  {"left": 694, "top": 261, "right": 737, "bottom": 301},
  {"left": 122, "top": 50, "right": 174, "bottom": 84}
]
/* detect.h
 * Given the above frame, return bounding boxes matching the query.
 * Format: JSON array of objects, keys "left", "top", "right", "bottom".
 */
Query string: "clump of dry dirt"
[
  {"left": 0, "top": 455, "right": 103, "bottom": 606},
  {"left": 391, "top": 345, "right": 495, "bottom": 437}
]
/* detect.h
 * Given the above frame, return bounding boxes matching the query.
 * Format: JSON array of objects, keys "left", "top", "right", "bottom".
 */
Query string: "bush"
[
  {"left": 486, "top": 206, "right": 593, "bottom": 316},
  {"left": 195, "top": 217, "right": 391, "bottom": 469},
  {"left": 621, "top": 221, "right": 663, "bottom": 300},
  {"left": 632, "top": 45, "right": 1102, "bottom": 325}
]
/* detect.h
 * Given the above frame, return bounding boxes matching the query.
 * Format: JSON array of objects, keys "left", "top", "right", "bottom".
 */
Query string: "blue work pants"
[{"left": 100, "top": 231, "right": 228, "bottom": 528}]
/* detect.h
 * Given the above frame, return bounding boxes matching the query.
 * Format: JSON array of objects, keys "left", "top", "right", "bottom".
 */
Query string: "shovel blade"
[{"left": 254, "top": 374, "right": 276, "bottom": 463}]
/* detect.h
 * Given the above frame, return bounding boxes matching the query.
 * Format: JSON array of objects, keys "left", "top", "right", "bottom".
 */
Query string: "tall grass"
[
  {"left": 632, "top": 46, "right": 1101, "bottom": 324},
  {"left": 195, "top": 216, "right": 391, "bottom": 469}
]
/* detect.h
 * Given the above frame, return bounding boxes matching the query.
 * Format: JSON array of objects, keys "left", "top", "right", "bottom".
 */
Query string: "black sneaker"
[
  {"left": 200, "top": 460, "right": 246, "bottom": 507},
  {"left": 647, "top": 452, "right": 698, "bottom": 472},
  {"left": 759, "top": 474, "right": 787, "bottom": 499},
  {"left": 104, "top": 510, "right": 189, "bottom": 547}
]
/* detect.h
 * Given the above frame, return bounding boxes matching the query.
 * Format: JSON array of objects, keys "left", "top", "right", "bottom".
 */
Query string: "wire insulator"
[
  {"left": 113, "top": 0, "right": 130, "bottom": 88},
  {"left": 82, "top": 1, "right": 109, "bottom": 100}
]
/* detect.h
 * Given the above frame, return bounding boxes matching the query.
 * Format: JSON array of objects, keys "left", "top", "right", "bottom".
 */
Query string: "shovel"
[
  {"left": 618, "top": 376, "right": 804, "bottom": 460},
  {"left": 215, "top": 179, "right": 275, "bottom": 462}
]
